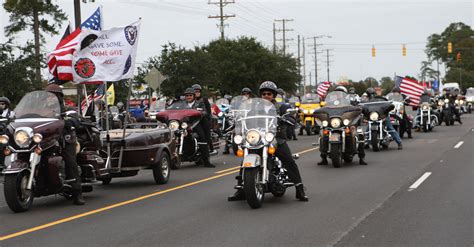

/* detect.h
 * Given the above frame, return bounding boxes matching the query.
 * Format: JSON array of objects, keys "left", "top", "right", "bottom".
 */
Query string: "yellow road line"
[
  {"left": 0, "top": 170, "right": 239, "bottom": 242},
  {"left": 296, "top": 147, "right": 319, "bottom": 155}
]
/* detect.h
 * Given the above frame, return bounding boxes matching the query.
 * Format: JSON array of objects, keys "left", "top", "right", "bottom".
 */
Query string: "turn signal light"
[
  {"left": 268, "top": 146, "right": 276, "bottom": 155},
  {"left": 243, "top": 162, "right": 253, "bottom": 167},
  {"left": 345, "top": 127, "right": 351, "bottom": 134},
  {"left": 323, "top": 130, "right": 330, "bottom": 136},
  {"left": 4, "top": 148, "right": 11, "bottom": 156},
  {"left": 236, "top": 149, "right": 244, "bottom": 157}
]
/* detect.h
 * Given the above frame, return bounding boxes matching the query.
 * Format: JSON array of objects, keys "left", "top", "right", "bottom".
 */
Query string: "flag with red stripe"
[
  {"left": 399, "top": 77, "right": 425, "bottom": 106},
  {"left": 316, "top": 81, "right": 331, "bottom": 98},
  {"left": 47, "top": 7, "right": 102, "bottom": 83},
  {"left": 80, "top": 84, "right": 106, "bottom": 113}
]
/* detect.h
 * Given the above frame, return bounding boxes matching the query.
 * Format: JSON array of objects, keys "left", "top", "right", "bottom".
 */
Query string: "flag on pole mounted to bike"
[
  {"left": 47, "top": 7, "right": 103, "bottom": 83},
  {"left": 71, "top": 20, "right": 141, "bottom": 83},
  {"left": 316, "top": 81, "right": 331, "bottom": 98},
  {"left": 80, "top": 84, "right": 106, "bottom": 114},
  {"left": 399, "top": 77, "right": 425, "bottom": 106}
]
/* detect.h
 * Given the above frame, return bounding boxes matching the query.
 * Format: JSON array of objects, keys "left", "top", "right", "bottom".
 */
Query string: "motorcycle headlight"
[
  {"left": 322, "top": 120, "right": 329, "bottom": 127},
  {"left": 455, "top": 100, "right": 459, "bottom": 104},
  {"left": 181, "top": 122, "right": 188, "bottom": 129},
  {"left": 310, "top": 109, "right": 315, "bottom": 114},
  {"left": 343, "top": 119, "right": 351, "bottom": 126},
  {"left": 438, "top": 101, "right": 443, "bottom": 106},
  {"left": 32, "top": 133, "right": 43, "bottom": 143},
  {"left": 422, "top": 105, "right": 429, "bottom": 110},
  {"left": 234, "top": 135, "right": 243, "bottom": 145},
  {"left": 264, "top": 132, "right": 275, "bottom": 142},
  {"left": 460, "top": 100, "right": 464, "bottom": 104},
  {"left": 444, "top": 99, "right": 449, "bottom": 103},
  {"left": 14, "top": 130, "right": 31, "bottom": 148},
  {"left": 303, "top": 110, "right": 309, "bottom": 114},
  {"left": 245, "top": 130, "right": 261, "bottom": 145},
  {"left": 369, "top": 112, "right": 379, "bottom": 121},
  {"left": 218, "top": 112, "right": 224, "bottom": 117},
  {"left": 330, "top": 118, "right": 342, "bottom": 128},
  {"left": 169, "top": 121, "right": 179, "bottom": 130},
  {"left": 0, "top": 135, "right": 9, "bottom": 145}
]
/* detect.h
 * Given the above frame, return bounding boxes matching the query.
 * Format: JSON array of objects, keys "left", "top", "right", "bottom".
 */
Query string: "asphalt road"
[{"left": 0, "top": 115, "right": 472, "bottom": 247}]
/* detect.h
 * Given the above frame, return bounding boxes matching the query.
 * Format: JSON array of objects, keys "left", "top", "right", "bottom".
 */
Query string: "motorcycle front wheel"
[
  {"left": 4, "top": 171, "right": 34, "bottom": 213},
  {"left": 243, "top": 168, "right": 264, "bottom": 209},
  {"left": 330, "top": 143, "right": 342, "bottom": 168},
  {"left": 371, "top": 131, "right": 380, "bottom": 152}
]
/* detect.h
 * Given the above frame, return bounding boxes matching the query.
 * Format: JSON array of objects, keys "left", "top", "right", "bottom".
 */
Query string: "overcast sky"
[{"left": 1, "top": 0, "right": 472, "bottom": 85}]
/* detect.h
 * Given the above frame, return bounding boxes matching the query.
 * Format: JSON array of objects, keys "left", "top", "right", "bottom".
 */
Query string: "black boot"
[
  {"left": 72, "top": 191, "right": 85, "bottom": 206},
  {"left": 295, "top": 184, "right": 308, "bottom": 202},
  {"left": 359, "top": 158, "right": 367, "bottom": 165},
  {"left": 398, "top": 143, "right": 403, "bottom": 150},
  {"left": 223, "top": 147, "right": 230, "bottom": 154},
  {"left": 203, "top": 158, "right": 216, "bottom": 168},
  {"left": 317, "top": 157, "right": 328, "bottom": 165},
  {"left": 228, "top": 189, "right": 245, "bottom": 201}
]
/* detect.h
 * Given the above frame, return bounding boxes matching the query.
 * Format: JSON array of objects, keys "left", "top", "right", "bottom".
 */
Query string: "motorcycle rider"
[
  {"left": 0, "top": 97, "right": 15, "bottom": 120},
  {"left": 45, "top": 84, "right": 85, "bottom": 205},
  {"left": 318, "top": 86, "right": 367, "bottom": 166},
  {"left": 392, "top": 87, "right": 413, "bottom": 138},
  {"left": 447, "top": 90, "right": 463, "bottom": 124},
  {"left": 192, "top": 84, "right": 216, "bottom": 154},
  {"left": 241, "top": 87, "right": 253, "bottom": 99},
  {"left": 229, "top": 81, "right": 309, "bottom": 202},
  {"left": 184, "top": 88, "right": 216, "bottom": 168},
  {"left": 365, "top": 87, "right": 403, "bottom": 150}
]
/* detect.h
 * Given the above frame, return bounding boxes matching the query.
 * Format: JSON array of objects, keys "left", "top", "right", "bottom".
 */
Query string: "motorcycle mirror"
[{"left": 292, "top": 154, "right": 300, "bottom": 160}]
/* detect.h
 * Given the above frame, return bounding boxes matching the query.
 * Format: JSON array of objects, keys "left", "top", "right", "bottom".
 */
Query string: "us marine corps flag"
[{"left": 71, "top": 20, "right": 141, "bottom": 83}]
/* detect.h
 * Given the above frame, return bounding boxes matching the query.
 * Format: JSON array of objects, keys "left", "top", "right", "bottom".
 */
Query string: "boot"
[
  {"left": 72, "top": 191, "right": 85, "bottom": 206},
  {"left": 398, "top": 143, "right": 403, "bottom": 150},
  {"left": 317, "top": 157, "right": 328, "bottom": 166},
  {"left": 203, "top": 158, "right": 216, "bottom": 168},
  {"left": 228, "top": 189, "right": 245, "bottom": 201},
  {"left": 223, "top": 147, "right": 230, "bottom": 154},
  {"left": 359, "top": 158, "right": 368, "bottom": 165},
  {"left": 295, "top": 184, "right": 308, "bottom": 202},
  {"left": 408, "top": 132, "right": 413, "bottom": 139}
]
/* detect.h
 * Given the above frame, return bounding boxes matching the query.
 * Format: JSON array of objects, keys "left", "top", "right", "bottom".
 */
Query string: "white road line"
[
  {"left": 454, "top": 141, "right": 464, "bottom": 149},
  {"left": 408, "top": 172, "right": 432, "bottom": 191}
]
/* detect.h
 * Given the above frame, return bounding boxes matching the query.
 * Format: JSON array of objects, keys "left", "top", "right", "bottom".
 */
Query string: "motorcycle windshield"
[
  {"left": 15, "top": 91, "right": 61, "bottom": 119},
  {"left": 236, "top": 98, "right": 277, "bottom": 134},
  {"left": 466, "top": 88, "right": 474, "bottom": 97},
  {"left": 301, "top": 93, "right": 320, "bottom": 103},
  {"left": 325, "top": 91, "right": 351, "bottom": 107},
  {"left": 419, "top": 95, "right": 431, "bottom": 103},
  {"left": 386, "top": 93, "right": 404, "bottom": 102},
  {"left": 230, "top": 96, "right": 249, "bottom": 119},
  {"left": 167, "top": 101, "right": 192, "bottom": 110},
  {"left": 215, "top": 98, "right": 230, "bottom": 108}
]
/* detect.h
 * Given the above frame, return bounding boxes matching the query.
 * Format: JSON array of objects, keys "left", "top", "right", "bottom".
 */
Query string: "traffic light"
[
  {"left": 371, "top": 46, "right": 376, "bottom": 57},
  {"left": 402, "top": 44, "right": 406, "bottom": 56},
  {"left": 448, "top": 42, "right": 452, "bottom": 53},
  {"left": 456, "top": 52, "right": 461, "bottom": 62}
]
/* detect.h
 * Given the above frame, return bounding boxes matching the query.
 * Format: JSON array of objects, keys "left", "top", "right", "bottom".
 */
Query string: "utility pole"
[
  {"left": 74, "top": 0, "right": 82, "bottom": 28},
  {"left": 273, "top": 23, "right": 277, "bottom": 53},
  {"left": 323, "top": 49, "right": 334, "bottom": 83},
  {"left": 302, "top": 37, "right": 306, "bottom": 93},
  {"left": 306, "top": 35, "right": 331, "bottom": 84},
  {"left": 208, "top": 0, "right": 235, "bottom": 40},
  {"left": 297, "top": 35, "right": 301, "bottom": 92},
  {"left": 274, "top": 19, "right": 294, "bottom": 55}
]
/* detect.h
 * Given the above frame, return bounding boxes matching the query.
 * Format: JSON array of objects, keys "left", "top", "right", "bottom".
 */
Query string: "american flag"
[
  {"left": 316, "top": 81, "right": 331, "bottom": 98},
  {"left": 399, "top": 77, "right": 425, "bottom": 106},
  {"left": 81, "top": 84, "right": 106, "bottom": 114},
  {"left": 47, "top": 7, "right": 102, "bottom": 83}
]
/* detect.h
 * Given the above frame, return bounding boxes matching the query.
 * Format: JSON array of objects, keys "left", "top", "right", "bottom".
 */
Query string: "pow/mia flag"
[{"left": 71, "top": 20, "right": 141, "bottom": 83}]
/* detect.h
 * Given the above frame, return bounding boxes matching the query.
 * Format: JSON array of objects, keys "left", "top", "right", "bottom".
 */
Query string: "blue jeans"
[{"left": 385, "top": 117, "right": 402, "bottom": 144}]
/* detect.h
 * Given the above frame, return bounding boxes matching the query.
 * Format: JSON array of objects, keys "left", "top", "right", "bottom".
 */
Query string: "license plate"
[{"left": 329, "top": 133, "right": 340, "bottom": 142}]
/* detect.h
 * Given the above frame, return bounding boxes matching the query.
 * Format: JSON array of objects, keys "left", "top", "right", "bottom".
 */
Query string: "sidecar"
[{"left": 96, "top": 122, "right": 178, "bottom": 185}]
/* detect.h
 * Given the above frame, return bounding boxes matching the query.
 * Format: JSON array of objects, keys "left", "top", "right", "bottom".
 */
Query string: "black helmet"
[
  {"left": 392, "top": 87, "right": 401, "bottom": 93},
  {"left": 366, "top": 87, "right": 376, "bottom": 95},
  {"left": 95, "top": 99, "right": 106, "bottom": 107},
  {"left": 224, "top": 94, "right": 232, "bottom": 101},
  {"left": 117, "top": 102, "right": 124, "bottom": 108},
  {"left": 277, "top": 88, "right": 285, "bottom": 96},
  {"left": 184, "top": 88, "right": 195, "bottom": 95},
  {"left": 349, "top": 87, "right": 356, "bottom": 94},
  {"left": 259, "top": 81, "right": 278, "bottom": 96},
  {"left": 45, "top": 83, "right": 64, "bottom": 96},
  {"left": 335, "top": 86, "right": 348, "bottom": 93},
  {"left": 0, "top": 96, "right": 10, "bottom": 106},
  {"left": 241, "top": 87, "right": 252, "bottom": 94},
  {"left": 192, "top": 84, "right": 202, "bottom": 91}
]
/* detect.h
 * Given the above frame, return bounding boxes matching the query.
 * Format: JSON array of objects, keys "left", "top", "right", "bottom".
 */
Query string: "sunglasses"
[
  {"left": 261, "top": 92, "right": 274, "bottom": 96},
  {"left": 185, "top": 94, "right": 194, "bottom": 97}
]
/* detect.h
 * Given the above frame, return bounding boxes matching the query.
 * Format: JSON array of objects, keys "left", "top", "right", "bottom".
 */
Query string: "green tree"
[
  {"left": 3, "top": 0, "right": 67, "bottom": 82},
  {"left": 425, "top": 22, "right": 474, "bottom": 89},
  {"left": 380, "top": 76, "right": 394, "bottom": 94}
]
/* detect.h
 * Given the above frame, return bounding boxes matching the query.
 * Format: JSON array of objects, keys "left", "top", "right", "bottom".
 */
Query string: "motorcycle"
[
  {"left": 299, "top": 93, "right": 322, "bottom": 135},
  {"left": 1, "top": 91, "right": 106, "bottom": 212},
  {"left": 437, "top": 97, "right": 455, "bottom": 126},
  {"left": 416, "top": 95, "right": 438, "bottom": 132},
  {"left": 465, "top": 87, "right": 474, "bottom": 114},
  {"left": 360, "top": 98, "right": 394, "bottom": 152},
  {"left": 314, "top": 91, "right": 365, "bottom": 168},
  {"left": 232, "top": 97, "right": 295, "bottom": 209},
  {"left": 155, "top": 101, "right": 219, "bottom": 168}
]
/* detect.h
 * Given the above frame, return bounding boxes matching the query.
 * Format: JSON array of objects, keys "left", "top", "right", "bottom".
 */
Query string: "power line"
[
  {"left": 208, "top": 0, "right": 236, "bottom": 40},
  {"left": 274, "top": 19, "right": 293, "bottom": 56}
]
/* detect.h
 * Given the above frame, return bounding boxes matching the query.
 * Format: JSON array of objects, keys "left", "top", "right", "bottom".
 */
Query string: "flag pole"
[
  {"left": 117, "top": 79, "right": 133, "bottom": 169},
  {"left": 103, "top": 81, "right": 112, "bottom": 170}
]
